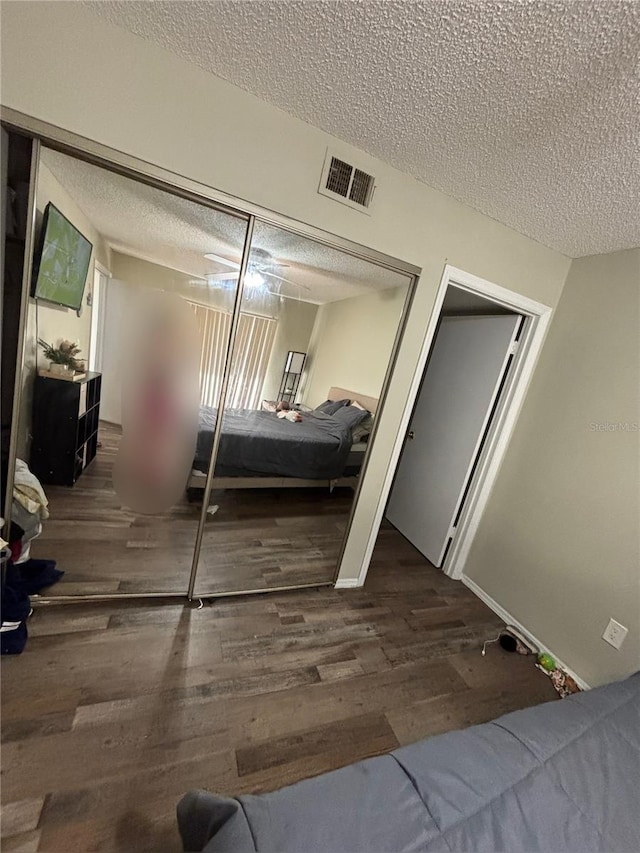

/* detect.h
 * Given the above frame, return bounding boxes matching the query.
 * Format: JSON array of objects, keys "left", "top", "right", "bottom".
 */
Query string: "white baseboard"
[
  {"left": 334, "top": 578, "right": 361, "bottom": 589},
  {"left": 461, "top": 574, "right": 590, "bottom": 691}
]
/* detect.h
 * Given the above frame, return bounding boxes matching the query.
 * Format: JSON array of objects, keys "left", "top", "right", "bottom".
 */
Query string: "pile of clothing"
[
  {"left": 9, "top": 459, "right": 49, "bottom": 562},
  {"left": 1, "top": 460, "right": 63, "bottom": 654}
]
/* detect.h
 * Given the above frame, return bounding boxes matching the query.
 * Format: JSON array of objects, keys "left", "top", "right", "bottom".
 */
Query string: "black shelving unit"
[
  {"left": 277, "top": 351, "right": 306, "bottom": 404},
  {"left": 30, "top": 372, "right": 102, "bottom": 486}
]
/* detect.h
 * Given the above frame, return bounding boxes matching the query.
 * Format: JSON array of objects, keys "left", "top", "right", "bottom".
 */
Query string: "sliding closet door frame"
[
  {"left": 330, "top": 266, "right": 418, "bottom": 583},
  {"left": 187, "top": 223, "right": 418, "bottom": 600},
  {"left": 2, "top": 136, "right": 40, "bottom": 539},
  {"left": 186, "top": 216, "right": 254, "bottom": 600},
  {"left": 1, "top": 106, "right": 422, "bottom": 604},
  {"left": 1, "top": 114, "right": 255, "bottom": 603}
]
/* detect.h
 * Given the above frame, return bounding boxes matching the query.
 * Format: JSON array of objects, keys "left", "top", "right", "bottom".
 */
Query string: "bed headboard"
[{"left": 327, "top": 387, "right": 379, "bottom": 414}]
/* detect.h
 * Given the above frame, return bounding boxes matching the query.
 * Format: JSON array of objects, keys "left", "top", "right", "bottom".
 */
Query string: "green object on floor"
[{"left": 538, "top": 652, "right": 556, "bottom": 671}]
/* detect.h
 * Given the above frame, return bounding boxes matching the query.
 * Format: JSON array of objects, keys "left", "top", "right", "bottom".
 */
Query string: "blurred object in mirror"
[{"left": 113, "top": 291, "right": 200, "bottom": 514}]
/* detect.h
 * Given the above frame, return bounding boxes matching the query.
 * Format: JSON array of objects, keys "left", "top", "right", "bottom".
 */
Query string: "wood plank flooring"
[
  {"left": 1, "top": 530, "right": 558, "bottom": 852},
  {"left": 30, "top": 423, "right": 351, "bottom": 596}
]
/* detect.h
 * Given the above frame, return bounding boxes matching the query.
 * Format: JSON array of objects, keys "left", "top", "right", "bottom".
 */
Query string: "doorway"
[
  {"left": 354, "top": 265, "right": 552, "bottom": 586},
  {"left": 88, "top": 264, "right": 108, "bottom": 373},
  {"left": 387, "top": 289, "right": 523, "bottom": 567}
]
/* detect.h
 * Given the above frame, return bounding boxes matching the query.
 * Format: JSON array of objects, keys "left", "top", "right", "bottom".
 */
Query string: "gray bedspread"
[
  {"left": 177, "top": 672, "right": 640, "bottom": 852},
  {"left": 195, "top": 406, "right": 353, "bottom": 479}
]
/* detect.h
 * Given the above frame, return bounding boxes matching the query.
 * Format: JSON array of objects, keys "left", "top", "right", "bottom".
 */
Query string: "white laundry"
[{"left": 14, "top": 459, "right": 49, "bottom": 520}]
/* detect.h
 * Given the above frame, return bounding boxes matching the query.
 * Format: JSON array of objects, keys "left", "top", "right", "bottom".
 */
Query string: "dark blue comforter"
[{"left": 195, "top": 407, "right": 353, "bottom": 479}]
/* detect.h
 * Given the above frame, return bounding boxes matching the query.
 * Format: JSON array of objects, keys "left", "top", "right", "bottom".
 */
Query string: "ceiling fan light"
[{"left": 245, "top": 270, "right": 266, "bottom": 289}]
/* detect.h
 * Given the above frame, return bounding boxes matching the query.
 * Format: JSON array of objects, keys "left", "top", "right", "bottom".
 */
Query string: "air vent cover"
[{"left": 319, "top": 152, "right": 375, "bottom": 212}]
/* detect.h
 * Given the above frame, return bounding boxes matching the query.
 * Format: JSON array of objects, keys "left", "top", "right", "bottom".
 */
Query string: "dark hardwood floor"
[
  {"left": 30, "top": 422, "right": 350, "bottom": 596},
  {"left": 1, "top": 526, "right": 557, "bottom": 852}
]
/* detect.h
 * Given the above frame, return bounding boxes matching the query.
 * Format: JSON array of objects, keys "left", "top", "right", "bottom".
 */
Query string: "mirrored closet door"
[
  {"left": 191, "top": 219, "right": 413, "bottom": 597},
  {"left": 4, "top": 118, "right": 418, "bottom": 602},
  {"left": 11, "top": 145, "right": 250, "bottom": 596}
]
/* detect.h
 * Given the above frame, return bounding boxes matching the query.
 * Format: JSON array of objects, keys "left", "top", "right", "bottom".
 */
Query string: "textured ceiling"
[
  {"left": 85, "top": 0, "right": 640, "bottom": 258},
  {"left": 41, "top": 149, "right": 407, "bottom": 303}
]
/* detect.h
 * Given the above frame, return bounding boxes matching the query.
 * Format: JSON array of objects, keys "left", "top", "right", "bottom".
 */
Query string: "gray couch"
[{"left": 177, "top": 672, "right": 639, "bottom": 852}]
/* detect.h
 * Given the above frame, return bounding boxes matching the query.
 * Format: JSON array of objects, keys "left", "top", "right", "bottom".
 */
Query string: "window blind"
[{"left": 190, "top": 302, "right": 276, "bottom": 410}]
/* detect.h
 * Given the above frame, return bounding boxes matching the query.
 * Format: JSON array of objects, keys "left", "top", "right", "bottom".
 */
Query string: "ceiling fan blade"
[
  {"left": 264, "top": 270, "right": 310, "bottom": 291},
  {"left": 188, "top": 276, "right": 234, "bottom": 286},
  {"left": 206, "top": 271, "right": 240, "bottom": 281},
  {"left": 204, "top": 252, "right": 241, "bottom": 269}
]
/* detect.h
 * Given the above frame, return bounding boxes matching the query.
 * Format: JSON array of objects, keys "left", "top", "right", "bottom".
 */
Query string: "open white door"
[
  {"left": 99, "top": 278, "right": 127, "bottom": 425},
  {"left": 386, "top": 314, "right": 521, "bottom": 566},
  {"left": 88, "top": 266, "right": 108, "bottom": 373}
]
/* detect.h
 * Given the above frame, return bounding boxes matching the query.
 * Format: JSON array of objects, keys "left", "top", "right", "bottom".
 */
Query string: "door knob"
[{"left": 407, "top": 430, "right": 415, "bottom": 440}]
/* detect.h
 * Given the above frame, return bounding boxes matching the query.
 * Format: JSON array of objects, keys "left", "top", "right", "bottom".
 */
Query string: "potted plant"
[{"left": 38, "top": 339, "right": 86, "bottom": 378}]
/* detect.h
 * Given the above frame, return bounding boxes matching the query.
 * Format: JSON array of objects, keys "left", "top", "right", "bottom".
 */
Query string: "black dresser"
[{"left": 30, "top": 372, "right": 102, "bottom": 486}]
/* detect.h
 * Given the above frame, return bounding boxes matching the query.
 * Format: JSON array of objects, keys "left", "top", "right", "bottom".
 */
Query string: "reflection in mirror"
[
  {"left": 192, "top": 220, "right": 411, "bottom": 595},
  {"left": 13, "top": 147, "right": 248, "bottom": 595},
  {"left": 112, "top": 290, "right": 201, "bottom": 515}
]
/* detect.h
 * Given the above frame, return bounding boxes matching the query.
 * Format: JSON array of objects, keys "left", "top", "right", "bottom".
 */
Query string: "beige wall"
[
  {"left": 262, "top": 298, "right": 318, "bottom": 403},
  {"left": 1, "top": 2, "right": 571, "bottom": 586},
  {"left": 17, "top": 162, "right": 110, "bottom": 457},
  {"left": 302, "top": 286, "right": 407, "bottom": 408},
  {"left": 110, "top": 251, "right": 194, "bottom": 297},
  {"left": 465, "top": 249, "right": 640, "bottom": 687}
]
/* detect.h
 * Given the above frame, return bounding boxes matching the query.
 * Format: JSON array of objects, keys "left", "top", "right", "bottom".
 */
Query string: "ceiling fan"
[{"left": 202, "top": 248, "right": 310, "bottom": 295}]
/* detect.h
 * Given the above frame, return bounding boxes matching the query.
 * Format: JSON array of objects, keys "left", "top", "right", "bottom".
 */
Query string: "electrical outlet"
[{"left": 602, "top": 618, "right": 628, "bottom": 650}]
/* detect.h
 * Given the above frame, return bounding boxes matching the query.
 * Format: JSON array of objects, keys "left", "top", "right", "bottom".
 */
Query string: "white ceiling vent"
[{"left": 318, "top": 151, "right": 375, "bottom": 213}]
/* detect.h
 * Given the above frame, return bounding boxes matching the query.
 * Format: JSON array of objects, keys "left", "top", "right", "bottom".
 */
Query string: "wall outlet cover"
[{"left": 602, "top": 618, "right": 628, "bottom": 650}]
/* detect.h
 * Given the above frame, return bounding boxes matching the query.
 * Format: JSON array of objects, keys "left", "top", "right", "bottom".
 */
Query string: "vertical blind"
[
  {"left": 190, "top": 302, "right": 277, "bottom": 410},
  {"left": 227, "top": 311, "right": 278, "bottom": 410}
]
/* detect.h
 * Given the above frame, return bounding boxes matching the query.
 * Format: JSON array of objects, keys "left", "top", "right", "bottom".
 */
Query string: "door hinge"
[{"left": 509, "top": 340, "right": 520, "bottom": 355}]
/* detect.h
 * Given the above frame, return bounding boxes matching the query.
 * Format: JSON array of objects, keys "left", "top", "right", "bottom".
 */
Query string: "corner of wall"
[{"left": 461, "top": 574, "right": 591, "bottom": 690}]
